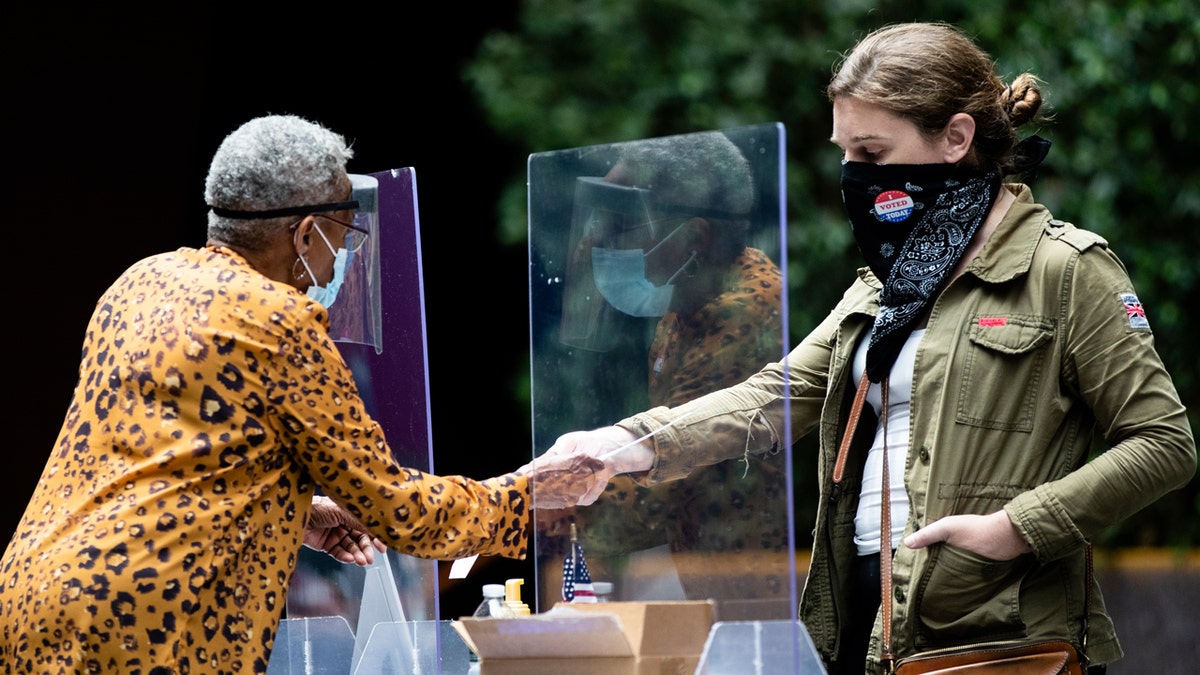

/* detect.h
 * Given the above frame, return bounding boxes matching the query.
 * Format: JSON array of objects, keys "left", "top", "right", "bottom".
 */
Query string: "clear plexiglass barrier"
[
  {"left": 273, "top": 128, "right": 824, "bottom": 674},
  {"left": 270, "top": 168, "right": 447, "bottom": 674},
  {"left": 527, "top": 123, "right": 799, "bottom": 624}
]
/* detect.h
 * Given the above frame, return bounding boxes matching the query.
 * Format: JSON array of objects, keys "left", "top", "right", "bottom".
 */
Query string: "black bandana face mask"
[{"left": 840, "top": 160, "right": 1002, "bottom": 382}]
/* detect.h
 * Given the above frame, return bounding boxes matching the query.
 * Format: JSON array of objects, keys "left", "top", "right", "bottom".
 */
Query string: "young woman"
[
  {"left": 539, "top": 22, "right": 1195, "bottom": 674},
  {"left": 1, "top": 115, "right": 554, "bottom": 674}
]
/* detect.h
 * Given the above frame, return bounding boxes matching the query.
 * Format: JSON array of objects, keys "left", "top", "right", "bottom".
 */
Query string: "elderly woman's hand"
[
  {"left": 520, "top": 426, "right": 656, "bottom": 508},
  {"left": 304, "top": 495, "right": 388, "bottom": 565}
]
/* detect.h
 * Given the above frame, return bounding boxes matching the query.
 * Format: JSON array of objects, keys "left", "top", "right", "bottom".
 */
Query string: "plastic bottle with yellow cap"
[{"left": 504, "top": 578, "right": 531, "bottom": 615}]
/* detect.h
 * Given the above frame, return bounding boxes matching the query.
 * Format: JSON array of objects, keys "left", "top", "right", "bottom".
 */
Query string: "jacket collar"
[
  {"left": 856, "top": 265, "right": 883, "bottom": 290},
  {"left": 964, "top": 183, "right": 1047, "bottom": 284}
]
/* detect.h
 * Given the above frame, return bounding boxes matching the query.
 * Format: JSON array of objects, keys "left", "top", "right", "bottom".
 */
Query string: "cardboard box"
[{"left": 452, "top": 600, "right": 714, "bottom": 675}]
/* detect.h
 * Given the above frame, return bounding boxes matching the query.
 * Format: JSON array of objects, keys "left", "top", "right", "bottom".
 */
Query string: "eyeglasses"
[{"left": 314, "top": 213, "right": 370, "bottom": 253}]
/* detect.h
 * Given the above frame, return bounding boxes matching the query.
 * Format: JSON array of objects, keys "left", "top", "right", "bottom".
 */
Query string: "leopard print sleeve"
[{"left": 253, "top": 255, "right": 531, "bottom": 562}]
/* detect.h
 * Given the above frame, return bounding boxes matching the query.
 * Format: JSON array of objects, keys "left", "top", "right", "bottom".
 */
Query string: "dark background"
[{"left": 5, "top": 6, "right": 532, "bottom": 619}]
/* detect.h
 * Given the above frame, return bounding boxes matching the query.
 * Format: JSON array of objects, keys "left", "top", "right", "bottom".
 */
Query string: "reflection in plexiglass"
[{"left": 528, "top": 124, "right": 795, "bottom": 621}]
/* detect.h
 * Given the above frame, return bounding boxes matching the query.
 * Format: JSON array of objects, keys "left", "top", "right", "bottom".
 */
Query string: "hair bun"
[{"left": 1004, "top": 74, "right": 1045, "bottom": 127}]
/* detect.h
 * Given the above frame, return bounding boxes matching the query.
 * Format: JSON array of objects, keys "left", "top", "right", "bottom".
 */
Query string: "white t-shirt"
[{"left": 851, "top": 329, "right": 925, "bottom": 556}]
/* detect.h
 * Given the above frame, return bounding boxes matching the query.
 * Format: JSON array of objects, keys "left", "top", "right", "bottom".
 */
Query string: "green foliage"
[{"left": 466, "top": 0, "right": 1200, "bottom": 546}]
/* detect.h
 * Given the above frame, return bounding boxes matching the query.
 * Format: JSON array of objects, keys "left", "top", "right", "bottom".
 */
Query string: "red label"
[{"left": 978, "top": 317, "right": 1007, "bottom": 326}]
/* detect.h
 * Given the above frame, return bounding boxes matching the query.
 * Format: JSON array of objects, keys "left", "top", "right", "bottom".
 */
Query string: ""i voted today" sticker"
[{"left": 873, "top": 190, "right": 914, "bottom": 222}]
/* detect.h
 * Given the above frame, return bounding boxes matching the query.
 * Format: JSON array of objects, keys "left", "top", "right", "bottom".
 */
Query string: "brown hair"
[{"left": 827, "top": 22, "right": 1047, "bottom": 175}]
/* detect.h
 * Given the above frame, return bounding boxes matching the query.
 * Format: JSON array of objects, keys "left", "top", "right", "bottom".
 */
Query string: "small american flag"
[{"left": 562, "top": 524, "right": 596, "bottom": 603}]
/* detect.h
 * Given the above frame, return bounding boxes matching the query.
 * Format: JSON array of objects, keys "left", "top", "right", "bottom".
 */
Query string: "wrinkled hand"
[
  {"left": 903, "top": 510, "right": 1032, "bottom": 560},
  {"left": 522, "top": 426, "right": 656, "bottom": 508},
  {"left": 305, "top": 495, "right": 388, "bottom": 566},
  {"left": 523, "top": 452, "right": 608, "bottom": 509}
]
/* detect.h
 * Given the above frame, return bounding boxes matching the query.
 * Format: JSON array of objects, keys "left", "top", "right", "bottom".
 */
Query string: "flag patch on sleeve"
[{"left": 1119, "top": 292, "right": 1150, "bottom": 329}]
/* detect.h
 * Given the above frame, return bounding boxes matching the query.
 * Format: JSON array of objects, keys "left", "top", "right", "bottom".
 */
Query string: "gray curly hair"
[
  {"left": 615, "top": 131, "right": 754, "bottom": 216},
  {"left": 612, "top": 131, "right": 755, "bottom": 264},
  {"left": 205, "top": 115, "right": 354, "bottom": 250}
]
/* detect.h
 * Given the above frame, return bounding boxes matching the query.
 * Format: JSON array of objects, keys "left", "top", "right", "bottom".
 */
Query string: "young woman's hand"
[
  {"left": 904, "top": 510, "right": 1033, "bottom": 560},
  {"left": 522, "top": 426, "right": 655, "bottom": 508}
]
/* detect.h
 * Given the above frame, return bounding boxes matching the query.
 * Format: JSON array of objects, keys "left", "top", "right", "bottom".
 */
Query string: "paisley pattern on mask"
[{"left": 841, "top": 161, "right": 1001, "bottom": 381}]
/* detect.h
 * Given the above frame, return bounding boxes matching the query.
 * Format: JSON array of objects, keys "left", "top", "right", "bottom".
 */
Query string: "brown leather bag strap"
[
  {"left": 832, "top": 371, "right": 872, "bottom": 491},
  {"left": 878, "top": 378, "right": 896, "bottom": 669}
]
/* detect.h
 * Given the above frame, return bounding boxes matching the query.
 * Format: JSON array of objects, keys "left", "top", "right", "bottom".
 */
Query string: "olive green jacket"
[{"left": 620, "top": 185, "right": 1196, "bottom": 673}]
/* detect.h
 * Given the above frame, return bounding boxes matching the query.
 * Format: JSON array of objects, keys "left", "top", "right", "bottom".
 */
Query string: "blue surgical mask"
[
  {"left": 591, "top": 222, "right": 695, "bottom": 317},
  {"left": 298, "top": 224, "right": 353, "bottom": 309}
]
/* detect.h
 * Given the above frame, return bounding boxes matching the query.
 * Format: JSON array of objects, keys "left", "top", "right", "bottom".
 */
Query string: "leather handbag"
[
  {"left": 833, "top": 372, "right": 1090, "bottom": 675},
  {"left": 890, "top": 638, "right": 1083, "bottom": 674}
]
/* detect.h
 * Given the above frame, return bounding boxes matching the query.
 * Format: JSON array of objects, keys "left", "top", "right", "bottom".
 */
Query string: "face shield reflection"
[
  {"left": 559, "top": 177, "right": 662, "bottom": 351},
  {"left": 326, "top": 173, "right": 382, "bottom": 353}
]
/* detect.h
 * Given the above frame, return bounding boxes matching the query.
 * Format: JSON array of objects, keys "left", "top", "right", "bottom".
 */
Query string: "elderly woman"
[{"left": 1, "top": 115, "right": 540, "bottom": 674}]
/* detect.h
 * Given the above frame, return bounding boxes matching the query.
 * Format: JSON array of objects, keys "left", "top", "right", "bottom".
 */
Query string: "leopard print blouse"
[{"left": 1, "top": 246, "right": 529, "bottom": 674}]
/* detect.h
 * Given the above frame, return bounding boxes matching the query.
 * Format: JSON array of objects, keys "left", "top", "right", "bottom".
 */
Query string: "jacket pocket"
[
  {"left": 914, "top": 544, "right": 1029, "bottom": 643},
  {"left": 955, "top": 314, "right": 1054, "bottom": 432}
]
